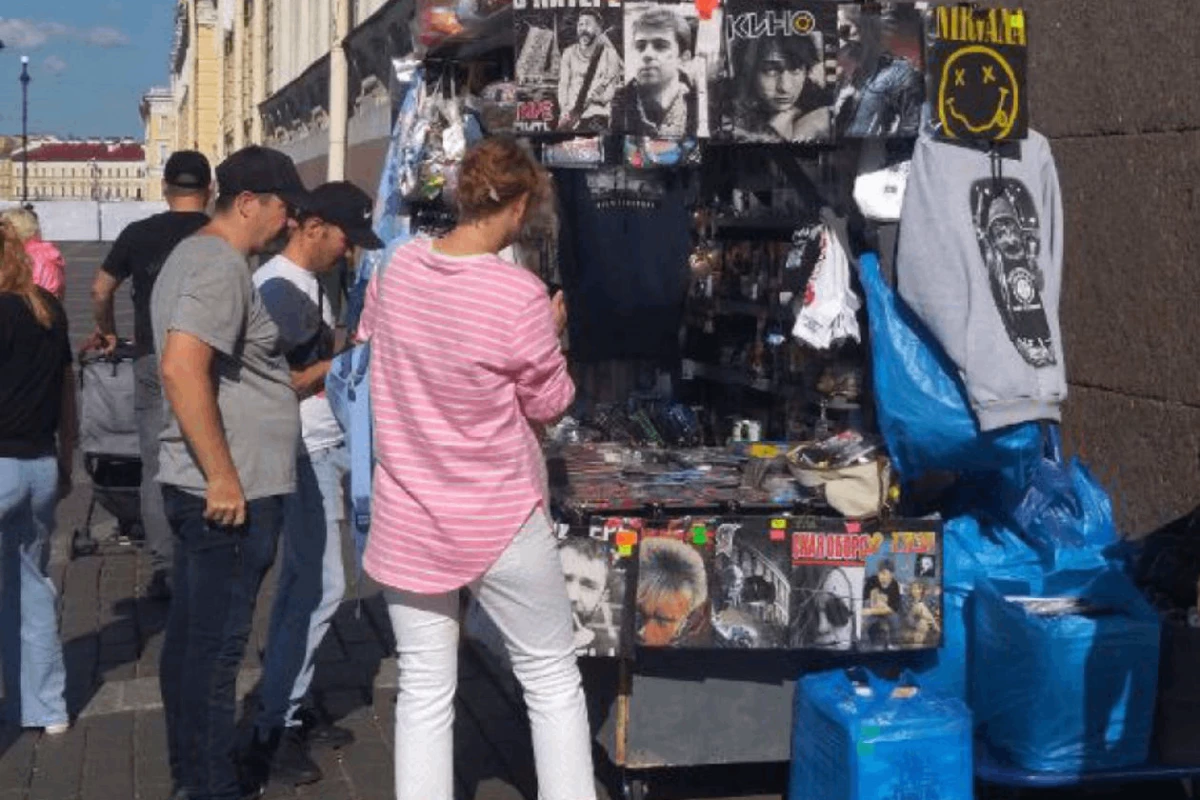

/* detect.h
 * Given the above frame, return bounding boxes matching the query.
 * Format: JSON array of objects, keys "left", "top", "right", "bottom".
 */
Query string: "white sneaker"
[{"left": 43, "top": 723, "right": 69, "bottom": 735}]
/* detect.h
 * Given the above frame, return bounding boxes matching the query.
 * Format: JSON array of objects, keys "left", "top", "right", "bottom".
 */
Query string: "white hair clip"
[{"left": 486, "top": 182, "right": 500, "bottom": 203}]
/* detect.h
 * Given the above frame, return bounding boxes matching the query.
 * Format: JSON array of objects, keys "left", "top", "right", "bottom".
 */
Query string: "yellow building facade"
[
  {"left": 141, "top": 87, "right": 177, "bottom": 202},
  {"left": 162, "top": 0, "right": 394, "bottom": 171},
  {"left": 8, "top": 141, "right": 146, "bottom": 202}
]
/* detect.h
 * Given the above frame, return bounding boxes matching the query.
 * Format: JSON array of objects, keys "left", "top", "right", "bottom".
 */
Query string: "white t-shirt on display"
[{"left": 253, "top": 254, "right": 344, "bottom": 455}]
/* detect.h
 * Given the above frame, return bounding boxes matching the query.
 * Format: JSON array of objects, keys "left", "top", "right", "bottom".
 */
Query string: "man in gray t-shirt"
[
  {"left": 149, "top": 145, "right": 308, "bottom": 800},
  {"left": 152, "top": 233, "right": 299, "bottom": 499}
]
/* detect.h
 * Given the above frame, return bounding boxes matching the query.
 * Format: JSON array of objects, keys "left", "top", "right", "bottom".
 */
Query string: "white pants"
[{"left": 386, "top": 509, "right": 597, "bottom": 800}]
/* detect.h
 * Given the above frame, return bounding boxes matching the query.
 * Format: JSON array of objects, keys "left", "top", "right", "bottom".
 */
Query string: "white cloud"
[
  {"left": 43, "top": 54, "right": 68, "bottom": 75},
  {"left": 82, "top": 25, "right": 129, "bottom": 47},
  {"left": 0, "top": 17, "right": 130, "bottom": 50}
]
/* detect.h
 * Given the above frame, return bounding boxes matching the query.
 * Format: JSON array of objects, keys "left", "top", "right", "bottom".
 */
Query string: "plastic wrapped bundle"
[
  {"left": 791, "top": 670, "right": 973, "bottom": 800},
  {"left": 914, "top": 515, "right": 1044, "bottom": 705},
  {"left": 973, "top": 570, "right": 1161, "bottom": 773}
]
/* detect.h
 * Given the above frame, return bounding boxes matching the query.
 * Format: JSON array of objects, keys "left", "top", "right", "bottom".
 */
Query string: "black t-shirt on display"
[
  {"left": 101, "top": 211, "right": 209, "bottom": 357},
  {"left": 0, "top": 291, "right": 72, "bottom": 458},
  {"left": 555, "top": 168, "right": 691, "bottom": 363}
]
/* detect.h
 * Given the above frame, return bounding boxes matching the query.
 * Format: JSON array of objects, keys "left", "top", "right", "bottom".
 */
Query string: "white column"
[{"left": 328, "top": 0, "right": 351, "bottom": 180}]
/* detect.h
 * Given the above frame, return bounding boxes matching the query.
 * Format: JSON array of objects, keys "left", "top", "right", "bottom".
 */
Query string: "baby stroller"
[{"left": 73, "top": 340, "right": 143, "bottom": 558}]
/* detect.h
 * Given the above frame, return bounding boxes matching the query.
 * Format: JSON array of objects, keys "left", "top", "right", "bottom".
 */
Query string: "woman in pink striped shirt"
[{"left": 358, "top": 138, "right": 595, "bottom": 800}]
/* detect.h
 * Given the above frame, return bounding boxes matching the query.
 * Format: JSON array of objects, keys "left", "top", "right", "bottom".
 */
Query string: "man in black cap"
[
  {"left": 91, "top": 149, "right": 213, "bottom": 600},
  {"left": 246, "top": 181, "right": 383, "bottom": 787},
  {"left": 149, "top": 145, "right": 308, "bottom": 800}
]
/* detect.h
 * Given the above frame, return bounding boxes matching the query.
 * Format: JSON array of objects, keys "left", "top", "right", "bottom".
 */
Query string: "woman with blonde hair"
[
  {"left": 0, "top": 217, "right": 74, "bottom": 734},
  {"left": 2, "top": 206, "right": 66, "bottom": 300},
  {"left": 358, "top": 137, "right": 594, "bottom": 800}
]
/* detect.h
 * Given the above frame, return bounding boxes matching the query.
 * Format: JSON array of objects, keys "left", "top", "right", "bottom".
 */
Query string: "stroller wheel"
[{"left": 71, "top": 529, "right": 99, "bottom": 560}]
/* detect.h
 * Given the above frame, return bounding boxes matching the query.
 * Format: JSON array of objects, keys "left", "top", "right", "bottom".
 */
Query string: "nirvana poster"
[
  {"left": 833, "top": 2, "right": 927, "bottom": 138},
  {"left": 714, "top": 0, "right": 838, "bottom": 144},
  {"left": 513, "top": 0, "right": 625, "bottom": 133},
  {"left": 615, "top": 1, "right": 721, "bottom": 138},
  {"left": 927, "top": 5, "right": 1029, "bottom": 141}
]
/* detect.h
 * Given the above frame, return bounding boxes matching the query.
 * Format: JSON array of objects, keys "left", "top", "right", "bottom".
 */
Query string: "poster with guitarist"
[{"left": 514, "top": 3, "right": 624, "bottom": 133}]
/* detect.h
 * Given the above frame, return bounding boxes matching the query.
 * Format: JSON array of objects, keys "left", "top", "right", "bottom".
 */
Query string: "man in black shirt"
[{"left": 90, "top": 151, "right": 212, "bottom": 600}]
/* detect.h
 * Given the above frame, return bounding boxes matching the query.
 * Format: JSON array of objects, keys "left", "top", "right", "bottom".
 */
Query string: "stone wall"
[{"left": 1027, "top": 0, "right": 1200, "bottom": 533}]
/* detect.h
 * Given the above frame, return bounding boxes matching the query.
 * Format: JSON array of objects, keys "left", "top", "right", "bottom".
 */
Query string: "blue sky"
[{"left": 0, "top": 2, "right": 176, "bottom": 139}]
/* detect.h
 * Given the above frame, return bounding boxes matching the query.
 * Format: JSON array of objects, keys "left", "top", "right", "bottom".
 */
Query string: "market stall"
[{"left": 339, "top": 2, "right": 1199, "bottom": 799}]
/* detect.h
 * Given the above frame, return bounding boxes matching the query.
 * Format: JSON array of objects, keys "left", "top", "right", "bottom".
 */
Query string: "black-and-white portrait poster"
[
  {"left": 615, "top": 1, "right": 720, "bottom": 139},
  {"left": 834, "top": 2, "right": 927, "bottom": 138},
  {"left": 710, "top": 519, "right": 792, "bottom": 648},
  {"left": 716, "top": 0, "right": 838, "bottom": 144},
  {"left": 562, "top": 519, "right": 636, "bottom": 657},
  {"left": 513, "top": 0, "right": 625, "bottom": 134}
]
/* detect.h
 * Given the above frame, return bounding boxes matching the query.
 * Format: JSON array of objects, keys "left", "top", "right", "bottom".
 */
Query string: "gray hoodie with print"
[{"left": 896, "top": 127, "right": 1066, "bottom": 432}]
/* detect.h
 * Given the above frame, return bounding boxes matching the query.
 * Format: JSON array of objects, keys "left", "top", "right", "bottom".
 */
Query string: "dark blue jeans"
[{"left": 160, "top": 485, "right": 283, "bottom": 800}]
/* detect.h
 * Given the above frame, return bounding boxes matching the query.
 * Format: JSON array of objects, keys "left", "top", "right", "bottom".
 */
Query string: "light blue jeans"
[
  {"left": 0, "top": 456, "right": 68, "bottom": 728},
  {"left": 257, "top": 444, "right": 349, "bottom": 732}
]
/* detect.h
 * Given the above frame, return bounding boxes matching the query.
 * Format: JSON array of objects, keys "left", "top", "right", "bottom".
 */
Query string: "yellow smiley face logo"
[{"left": 937, "top": 45, "right": 1019, "bottom": 140}]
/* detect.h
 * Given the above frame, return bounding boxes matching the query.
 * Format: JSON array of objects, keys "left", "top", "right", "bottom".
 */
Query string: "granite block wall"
[{"left": 1024, "top": 0, "right": 1200, "bottom": 533}]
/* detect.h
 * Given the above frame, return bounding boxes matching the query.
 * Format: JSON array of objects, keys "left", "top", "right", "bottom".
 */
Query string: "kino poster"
[
  {"left": 512, "top": 0, "right": 625, "bottom": 133},
  {"left": 927, "top": 5, "right": 1028, "bottom": 141},
  {"left": 715, "top": 0, "right": 838, "bottom": 144}
]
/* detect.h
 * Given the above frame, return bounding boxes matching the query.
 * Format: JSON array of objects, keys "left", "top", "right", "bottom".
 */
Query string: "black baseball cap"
[
  {"left": 163, "top": 150, "right": 211, "bottom": 189},
  {"left": 215, "top": 146, "right": 310, "bottom": 209},
  {"left": 305, "top": 181, "right": 384, "bottom": 250}
]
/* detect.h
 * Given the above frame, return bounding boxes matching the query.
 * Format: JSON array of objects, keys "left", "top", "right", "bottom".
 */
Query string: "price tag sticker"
[
  {"left": 691, "top": 525, "right": 708, "bottom": 545},
  {"left": 770, "top": 518, "right": 787, "bottom": 541},
  {"left": 618, "top": 544, "right": 633, "bottom": 557},
  {"left": 615, "top": 530, "right": 638, "bottom": 548},
  {"left": 1010, "top": 10, "right": 1025, "bottom": 30}
]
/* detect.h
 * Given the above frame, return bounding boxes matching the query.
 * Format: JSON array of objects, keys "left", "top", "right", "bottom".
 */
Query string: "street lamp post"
[
  {"left": 90, "top": 159, "right": 103, "bottom": 241},
  {"left": 20, "top": 56, "right": 30, "bottom": 204}
]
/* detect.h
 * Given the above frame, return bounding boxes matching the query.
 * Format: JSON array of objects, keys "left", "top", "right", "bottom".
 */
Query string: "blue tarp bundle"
[
  {"left": 858, "top": 251, "right": 1042, "bottom": 482},
  {"left": 914, "top": 514, "right": 1044, "bottom": 704},
  {"left": 791, "top": 669, "right": 973, "bottom": 800},
  {"left": 973, "top": 570, "right": 1161, "bottom": 773}
]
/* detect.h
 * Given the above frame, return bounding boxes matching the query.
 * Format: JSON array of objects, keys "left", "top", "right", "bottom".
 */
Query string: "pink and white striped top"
[{"left": 357, "top": 238, "right": 574, "bottom": 594}]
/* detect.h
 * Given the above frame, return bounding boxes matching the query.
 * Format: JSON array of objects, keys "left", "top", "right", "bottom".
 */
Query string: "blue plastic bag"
[
  {"left": 344, "top": 65, "right": 424, "bottom": 334},
  {"left": 858, "top": 251, "right": 1042, "bottom": 480},
  {"left": 973, "top": 569, "right": 1160, "bottom": 774},
  {"left": 792, "top": 668, "right": 973, "bottom": 800},
  {"left": 915, "top": 515, "right": 1044, "bottom": 704},
  {"left": 1005, "top": 425, "right": 1119, "bottom": 573}
]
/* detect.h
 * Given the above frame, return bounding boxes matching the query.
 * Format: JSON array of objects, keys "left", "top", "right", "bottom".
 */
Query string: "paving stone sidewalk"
[{"left": 0, "top": 470, "right": 791, "bottom": 800}]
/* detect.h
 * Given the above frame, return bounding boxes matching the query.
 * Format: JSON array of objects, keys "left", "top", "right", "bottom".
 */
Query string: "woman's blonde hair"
[
  {"left": 1, "top": 207, "right": 42, "bottom": 243},
  {"left": 0, "top": 218, "right": 53, "bottom": 328}
]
